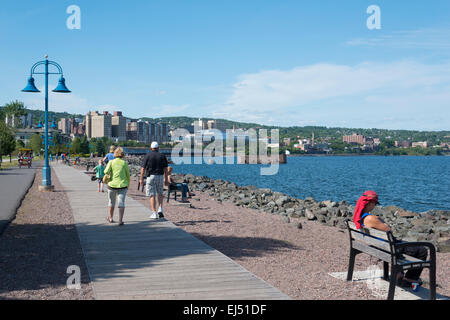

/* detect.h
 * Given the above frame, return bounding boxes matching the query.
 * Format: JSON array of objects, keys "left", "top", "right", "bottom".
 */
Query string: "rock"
[
  {"left": 282, "top": 216, "right": 290, "bottom": 224},
  {"left": 438, "top": 239, "right": 450, "bottom": 253},
  {"left": 305, "top": 209, "right": 316, "bottom": 221},
  {"left": 396, "top": 210, "right": 419, "bottom": 218},
  {"left": 320, "top": 200, "right": 331, "bottom": 208},
  {"left": 286, "top": 208, "right": 295, "bottom": 216},
  {"left": 275, "top": 196, "right": 289, "bottom": 207}
]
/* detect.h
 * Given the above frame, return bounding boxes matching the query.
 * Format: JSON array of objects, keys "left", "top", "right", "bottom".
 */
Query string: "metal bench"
[
  {"left": 167, "top": 184, "right": 179, "bottom": 202},
  {"left": 346, "top": 220, "right": 436, "bottom": 300}
]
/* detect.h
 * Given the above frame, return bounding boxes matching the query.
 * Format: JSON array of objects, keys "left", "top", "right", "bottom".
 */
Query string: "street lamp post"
[{"left": 22, "top": 55, "right": 71, "bottom": 192}]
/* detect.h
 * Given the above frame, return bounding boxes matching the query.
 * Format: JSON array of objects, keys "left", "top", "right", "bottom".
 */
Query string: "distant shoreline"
[{"left": 287, "top": 153, "right": 449, "bottom": 157}]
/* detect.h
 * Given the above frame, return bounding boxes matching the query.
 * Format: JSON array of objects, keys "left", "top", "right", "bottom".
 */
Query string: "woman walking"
[{"left": 104, "top": 147, "right": 130, "bottom": 226}]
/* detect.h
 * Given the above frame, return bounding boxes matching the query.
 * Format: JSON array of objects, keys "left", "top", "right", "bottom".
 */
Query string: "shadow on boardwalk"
[{"left": 0, "top": 219, "right": 296, "bottom": 295}]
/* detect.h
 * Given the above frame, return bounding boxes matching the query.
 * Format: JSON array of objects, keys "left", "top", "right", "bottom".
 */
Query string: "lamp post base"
[{"left": 39, "top": 185, "right": 55, "bottom": 192}]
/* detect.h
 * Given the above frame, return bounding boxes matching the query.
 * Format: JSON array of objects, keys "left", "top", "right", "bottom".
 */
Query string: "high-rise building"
[
  {"left": 58, "top": 118, "right": 71, "bottom": 134},
  {"left": 112, "top": 111, "right": 126, "bottom": 141},
  {"left": 126, "top": 121, "right": 137, "bottom": 141},
  {"left": 207, "top": 119, "right": 228, "bottom": 133},
  {"left": 85, "top": 111, "right": 112, "bottom": 139}
]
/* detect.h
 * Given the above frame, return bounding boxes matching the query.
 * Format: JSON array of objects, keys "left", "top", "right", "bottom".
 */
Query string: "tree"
[
  {"left": 0, "top": 120, "right": 16, "bottom": 158},
  {"left": 16, "top": 139, "right": 25, "bottom": 150},
  {"left": 30, "top": 134, "right": 43, "bottom": 155},
  {"left": 79, "top": 135, "right": 90, "bottom": 154},
  {"left": 2, "top": 100, "right": 27, "bottom": 126},
  {"left": 71, "top": 136, "right": 81, "bottom": 154}
]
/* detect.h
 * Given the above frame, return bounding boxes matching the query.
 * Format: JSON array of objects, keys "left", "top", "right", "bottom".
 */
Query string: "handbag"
[
  {"left": 102, "top": 173, "right": 111, "bottom": 184},
  {"left": 103, "top": 159, "right": 113, "bottom": 184}
]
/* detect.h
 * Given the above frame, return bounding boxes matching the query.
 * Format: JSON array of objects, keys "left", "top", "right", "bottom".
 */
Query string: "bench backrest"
[{"left": 346, "top": 221, "right": 396, "bottom": 263}]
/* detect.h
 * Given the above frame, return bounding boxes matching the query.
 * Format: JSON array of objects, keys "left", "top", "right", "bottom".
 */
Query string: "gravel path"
[
  {"left": 125, "top": 175, "right": 450, "bottom": 300},
  {"left": 0, "top": 164, "right": 94, "bottom": 300}
]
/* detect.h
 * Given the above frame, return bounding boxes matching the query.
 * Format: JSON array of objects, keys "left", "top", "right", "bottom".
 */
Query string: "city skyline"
[{"left": 1, "top": 1, "right": 450, "bottom": 131}]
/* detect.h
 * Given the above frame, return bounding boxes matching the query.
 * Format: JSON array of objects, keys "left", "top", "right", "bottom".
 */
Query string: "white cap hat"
[{"left": 151, "top": 141, "right": 159, "bottom": 149}]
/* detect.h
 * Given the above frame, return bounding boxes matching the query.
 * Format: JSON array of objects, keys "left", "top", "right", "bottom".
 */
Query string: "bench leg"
[
  {"left": 429, "top": 264, "right": 436, "bottom": 300},
  {"left": 383, "top": 262, "right": 389, "bottom": 280},
  {"left": 346, "top": 249, "right": 358, "bottom": 281},
  {"left": 387, "top": 266, "right": 398, "bottom": 300}
]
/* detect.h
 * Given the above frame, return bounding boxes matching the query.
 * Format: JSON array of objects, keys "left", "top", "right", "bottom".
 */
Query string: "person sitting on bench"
[
  {"left": 167, "top": 167, "right": 194, "bottom": 202},
  {"left": 353, "top": 190, "right": 428, "bottom": 287}
]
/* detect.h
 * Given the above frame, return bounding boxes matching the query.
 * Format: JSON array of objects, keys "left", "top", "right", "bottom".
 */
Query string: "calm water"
[{"left": 171, "top": 156, "right": 450, "bottom": 213}]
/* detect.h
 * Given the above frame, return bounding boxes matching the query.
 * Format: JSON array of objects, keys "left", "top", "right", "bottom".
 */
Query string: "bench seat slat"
[
  {"left": 347, "top": 221, "right": 389, "bottom": 241},
  {"left": 350, "top": 230, "right": 391, "bottom": 252},
  {"left": 352, "top": 241, "right": 392, "bottom": 262}
]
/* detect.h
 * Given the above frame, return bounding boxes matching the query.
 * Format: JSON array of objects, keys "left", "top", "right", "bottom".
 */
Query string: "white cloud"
[{"left": 212, "top": 61, "right": 450, "bottom": 130}]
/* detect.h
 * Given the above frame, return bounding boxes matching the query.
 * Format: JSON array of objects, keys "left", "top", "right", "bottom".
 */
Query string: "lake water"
[{"left": 171, "top": 156, "right": 450, "bottom": 213}]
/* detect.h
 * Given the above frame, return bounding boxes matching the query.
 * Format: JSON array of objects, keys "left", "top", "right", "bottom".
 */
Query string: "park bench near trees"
[{"left": 346, "top": 221, "right": 437, "bottom": 300}]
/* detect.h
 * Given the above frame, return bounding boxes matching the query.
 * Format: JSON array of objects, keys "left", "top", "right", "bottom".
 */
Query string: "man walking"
[{"left": 140, "top": 142, "right": 169, "bottom": 219}]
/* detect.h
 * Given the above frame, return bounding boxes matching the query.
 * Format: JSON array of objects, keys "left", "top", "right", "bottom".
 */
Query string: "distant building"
[
  {"left": 111, "top": 111, "right": 126, "bottom": 141},
  {"left": 343, "top": 133, "right": 366, "bottom": 145},
  {"left": 395, "top": 141, "right": 412, "bottom": 148},
  {"left": 207, "top": 119, "right": 228, "bottom": 133},
  {"left": 412, "top": 141, "right": 429, "bottom": 148},
  {"left": 126, "top": 121, "right": 137, "bottom": 141},
  {"left": 85, "top": 111, "right": 112, "bottom": 139},
  {"left": 5, "top": 113, "right": 33, "bottom": 128}
]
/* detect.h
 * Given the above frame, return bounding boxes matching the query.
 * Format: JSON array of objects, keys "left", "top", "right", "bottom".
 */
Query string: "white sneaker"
[
  {"left": 157, "top": 206, "right": 164, "bottom": 218},
  {"left": 150, "top": 212, "right": 158, "bottom": 219}
]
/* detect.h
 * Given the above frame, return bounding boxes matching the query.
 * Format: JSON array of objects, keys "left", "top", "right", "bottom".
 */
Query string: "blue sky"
[{"left": 1, "top": 0, "right": 450, "bottom": 130}]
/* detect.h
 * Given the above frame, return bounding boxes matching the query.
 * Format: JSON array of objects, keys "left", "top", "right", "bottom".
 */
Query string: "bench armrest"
[{"left": 394, "top": 241, "right": 436, "bottom": 260}]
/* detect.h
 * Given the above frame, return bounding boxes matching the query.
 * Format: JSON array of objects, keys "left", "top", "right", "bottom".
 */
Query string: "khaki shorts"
[
  {"left": 146, "top": 175, "right": 164, "bottom": 197},
  {"left": 108, "top": 187, "right": 128, "bottom": 208}
]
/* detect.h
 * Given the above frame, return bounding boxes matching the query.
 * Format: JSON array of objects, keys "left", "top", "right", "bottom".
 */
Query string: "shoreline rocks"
[{"left": 116, "top": 157, "right": 450, "bottom": 253}]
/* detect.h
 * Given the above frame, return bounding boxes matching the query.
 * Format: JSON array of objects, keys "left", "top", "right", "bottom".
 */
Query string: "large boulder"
[{"left": 305, "top": 209, "right": 316, "bottom": 221}]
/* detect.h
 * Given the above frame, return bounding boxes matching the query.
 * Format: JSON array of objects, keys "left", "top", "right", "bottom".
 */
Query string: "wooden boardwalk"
[{"left": 52, "top": 163, "right": 290, "bottom": 300}]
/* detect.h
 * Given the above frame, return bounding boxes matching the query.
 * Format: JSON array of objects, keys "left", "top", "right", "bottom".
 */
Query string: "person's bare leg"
[
  {"left": 108, "top": 206, "right": 114, "bottom": 222},
  {"left": 150, "top": 196, "right": 157, "bottom": 212},
  {"left": 157, "top": 194, "right": 164, "bottom": 210},
  {"left": 118, "top": 207, "right": 125, "bottom": 224}
]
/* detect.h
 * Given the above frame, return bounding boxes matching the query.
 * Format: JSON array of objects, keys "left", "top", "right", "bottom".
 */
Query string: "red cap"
[{"left": 362, "top": 190, "right": 380, "bottom": 204}]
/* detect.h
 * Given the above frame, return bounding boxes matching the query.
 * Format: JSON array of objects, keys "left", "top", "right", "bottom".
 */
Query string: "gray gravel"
[{"left": 0, "top": 165, "right": 94, "bottom": 300}]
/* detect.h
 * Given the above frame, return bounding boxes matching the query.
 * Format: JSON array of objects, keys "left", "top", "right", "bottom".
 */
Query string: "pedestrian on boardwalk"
[
  {"left": 140, "top": 142, "right": 169, "bottom": 219},
  {"left": 103, "top": 146, "right": 116, "bottom": 165},
  {"left": 353, "top": 190, "right": 429, "bottom": 287},
  {"left": 167, "top": 166, "right": 194, "bottom": 202},
  {"left": 94, "top": 159, "right": 105, "bottom": 192},
  {"left": 104, "top": 147, "right": 130, "bottom": 226}
]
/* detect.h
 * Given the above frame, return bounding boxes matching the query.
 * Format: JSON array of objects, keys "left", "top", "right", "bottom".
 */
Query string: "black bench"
[
  {"left": 346, "top": 221, "right": 436, "bottom": 300},
  {"left": 167, "top": 184, "right": 179, "bottom": 202}
]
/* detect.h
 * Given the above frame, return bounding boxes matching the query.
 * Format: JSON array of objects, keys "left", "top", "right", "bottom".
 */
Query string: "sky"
[{"left": 1, "top": 0, "right": 450, "bottom": 130}]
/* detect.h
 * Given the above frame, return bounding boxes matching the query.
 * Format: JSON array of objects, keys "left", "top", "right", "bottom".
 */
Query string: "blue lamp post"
[{"left": 22, "top": 55, "right": 71, "bottom": 192}]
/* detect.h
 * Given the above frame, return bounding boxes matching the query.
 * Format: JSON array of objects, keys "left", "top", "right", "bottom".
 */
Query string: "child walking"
[{"left": 94, "top": 159, "right": 105, "bottom": 192}]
